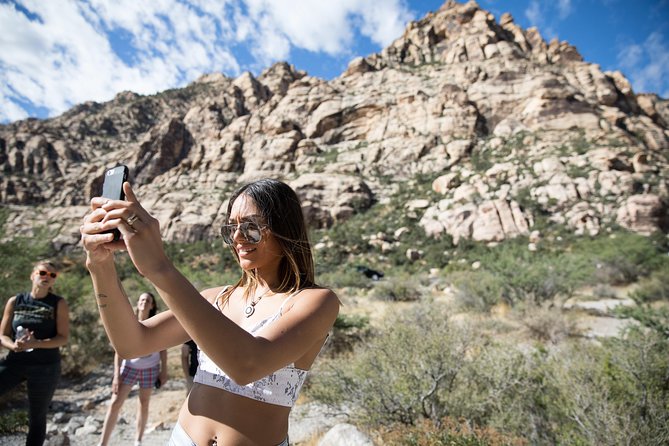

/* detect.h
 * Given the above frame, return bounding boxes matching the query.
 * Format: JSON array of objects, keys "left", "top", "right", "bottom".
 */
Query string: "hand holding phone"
[{"left": 101, "top": 165, "right": 129, "bottom": 241}]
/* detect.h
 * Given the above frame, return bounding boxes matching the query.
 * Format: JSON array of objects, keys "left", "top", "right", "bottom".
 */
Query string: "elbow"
[
  {"left": 226, "top": 358, "right": 265, "bottom": 386},
  {"left": 113, "top": 343, "right": 140, "bottom": 359}
]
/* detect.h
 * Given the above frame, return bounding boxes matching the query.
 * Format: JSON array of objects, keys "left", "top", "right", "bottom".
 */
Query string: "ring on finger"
[{"left": 126, "top": 213, "right": 139, "bottom": 228}]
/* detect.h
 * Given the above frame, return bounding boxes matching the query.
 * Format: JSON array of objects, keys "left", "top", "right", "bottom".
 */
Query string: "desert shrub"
[
  {"left": 515, "top": 304, "right": 579, "bottom": 344},
  {"left": 308, "top": 304, "right": 483, "bottom": 425},
  {"left": 318, "top": 266, "right": 374, "bottom": 289},
  {"left": 308, "top": 303, "right": 669, "bottom": 444},
  {"left": 548, "top": 329, "right": 669, "bottom": 445},
  {"left": 324, "top": 313, "right": 372, "bottom": 356},
  {"left": 308, "top": 305, "right": 561, "bottom": 442},
  {"left": 616, "top": 304, "right": 669, "bottom": 337},
  {"left": 627, "top": 262, "right": 669, "bottom": 303},
  {"left": 448, "top": 270, "right": 504, "bottom": 312},
  {"left": 453, "top": 239, "right": 591, "bottom": 306},
  {"left": 578, "top": 232, "right": 665, "bottom": 285},
  {"left": 451, "top": 345, "right": 560, "bottom": 445},
  {"left": 491, "top": 252, "right": 589, "bottom": 305},
  {"left": 592, "top": 284, "right": 618, "bottom": 298},
  {"left": 375, "top": 417, "right": 527, "bottom": 446},
  {"left": 368, "top": 273, "right": 423, "bottom": 302}
]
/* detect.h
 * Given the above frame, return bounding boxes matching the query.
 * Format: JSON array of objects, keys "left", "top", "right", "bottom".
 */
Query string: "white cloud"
[
  {"left": 0, "top": 0, "right": 413, "bottom": 123},
  {"left": 617, "top": 32, "right": 669, "bottom": 97},
  {"left": 557, "top": 0, "right": 572, "bottom": 19},
  {"left": 524, "top": 1, "right": 542, "bottom": 26},
  {"left": 617, "top": 43, "right": 643, "bottom": 69},
  {"left": 637, "top": 33, "right": 669, "bottom": 97},
  {"left": 356, "top": 0, "right": 413, "bottom": 46},
  {"left": 0, "top": 0, "right": 241, "bottom": 122},
  {"left": 239, "top": 0, "right": 412, "bottom": 65}
]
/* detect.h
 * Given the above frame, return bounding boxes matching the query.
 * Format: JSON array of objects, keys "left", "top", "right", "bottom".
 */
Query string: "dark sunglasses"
[
  {"left": 38, "top": 270, "right": 57, "bottom": 279},
  {"left": 220, "top": 221, "right": 266, "bottom": 245}
]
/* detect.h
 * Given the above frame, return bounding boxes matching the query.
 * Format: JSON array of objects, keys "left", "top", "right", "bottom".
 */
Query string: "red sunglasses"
[{"left": 38, "top": 270, "right": 57, "bottom": 279}]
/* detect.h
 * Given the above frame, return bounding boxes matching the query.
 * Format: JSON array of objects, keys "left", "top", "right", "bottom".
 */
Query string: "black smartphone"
[
  {"left": 154, "top": 378, "right": 161, "bottom": 389},
  {"left": 101, "top": 165, "right": 129, "bottom": 241}
]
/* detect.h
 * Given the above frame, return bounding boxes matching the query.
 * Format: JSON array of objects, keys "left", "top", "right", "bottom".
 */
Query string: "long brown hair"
[{"left": 221, "top": 178, "right": 315, "bottom": 302}]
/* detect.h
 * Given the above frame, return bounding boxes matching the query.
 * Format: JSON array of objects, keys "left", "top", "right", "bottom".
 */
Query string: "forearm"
[
  {"left": 33, "top": 334, "right": 68, "bottom": 349},
  {"left": 0, "top": 335, "right": 14, "bottom": 350},
  {"left": 88, "top": 258, "right": 144, "bottom": 357},
  {"left": 114, "top": 353, "right": 121, "bottom": 375}
]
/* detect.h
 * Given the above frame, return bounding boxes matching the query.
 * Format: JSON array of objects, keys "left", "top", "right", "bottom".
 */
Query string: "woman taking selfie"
[
  {"left": 0, "top": 260, "right": 70, "bottom": 446},
  {"left": 80, "top": 178, "right": 339, "bottom": 446}
]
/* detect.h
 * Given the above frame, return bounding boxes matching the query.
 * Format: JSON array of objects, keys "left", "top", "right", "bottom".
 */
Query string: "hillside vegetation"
[{"left": 1, "top": 177, "right": 668, "bottom": 444}]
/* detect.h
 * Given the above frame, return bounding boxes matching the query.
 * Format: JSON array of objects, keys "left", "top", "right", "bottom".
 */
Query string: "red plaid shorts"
[{"left": 119, "top": 363, "right": 159, "bottom": 389}]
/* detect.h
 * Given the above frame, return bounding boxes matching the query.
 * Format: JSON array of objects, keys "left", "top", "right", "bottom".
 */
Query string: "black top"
[
  {"left": 7, "top": 292, "right": 63, "bottom": 365},
  {"left": 185, "top": 339, "right": 198, "bottom": 377}
]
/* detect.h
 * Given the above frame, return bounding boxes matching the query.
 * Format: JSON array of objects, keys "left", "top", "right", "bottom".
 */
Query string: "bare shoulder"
[
  {"left": 3, "top": 296, "right": 17, "bottom": 310},
  {"left": 200, "top": 285, "right": 233, "bottom": 304},
  {"left": 293, "top": 287, "right": 340, "bottom": 317}
]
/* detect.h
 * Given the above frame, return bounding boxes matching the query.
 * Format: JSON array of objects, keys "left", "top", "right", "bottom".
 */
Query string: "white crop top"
[{"left": 193, "top": 290, "right": 308, "bottom": 407}]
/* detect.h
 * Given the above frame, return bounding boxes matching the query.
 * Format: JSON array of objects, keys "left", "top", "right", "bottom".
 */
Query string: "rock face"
[{"left": 0, "top": 0, "right": 668, "bottom": 248}]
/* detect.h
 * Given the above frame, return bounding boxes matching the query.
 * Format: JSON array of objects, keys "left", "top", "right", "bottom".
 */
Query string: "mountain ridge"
[{"left": 0, "top": 0, "right": 667, "bottom": 250}]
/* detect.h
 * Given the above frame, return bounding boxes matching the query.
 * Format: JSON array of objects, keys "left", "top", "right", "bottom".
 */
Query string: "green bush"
[
  {"left": 448, "top": 270, "right": 504, "bottom": 312},
  {"left": 450, "top": 238, "right": 591, "bottom": 306},
  {"left": 548, "top": 329, "right": 669, "bottom": 445},
  {"left": 375, "top": 417, "right": 527, "bottom": 446},
  {"left": 318, "top": 266, "right": 374, "bottom": 289},
  {"left": 368, "top": 273, "right": 423, "bottom": 302},
  {"left": 308, "top": 304, "right": 483, "bottom": 425},
  {"left": 0, "top": 408, "right": 28, "bottom": 434},
  {"left": 616, "top": 304, "right": 669, "bottom": 337},
  {"left": 576, "top": 232, "right": 666, "bottom": 285},
  {"left": 323, "top": 313, "right": 372, "bottom": 356},
  {"left": 627, "top": 262, "right": 669, "bottom": 303},
  {"left": 308, "top": 306, "right": 669, "bottom": 444},
  {"left": 515, "top": 304, "right": 578, "bottom": 344}
]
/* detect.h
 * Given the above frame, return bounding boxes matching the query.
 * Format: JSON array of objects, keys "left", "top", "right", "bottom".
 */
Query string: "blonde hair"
[
  {"left": 32, "top": 260, "right": 59, "bottom": 292},
  {"left": 33, "top": 260, "right": 58, "bottom": 272}
]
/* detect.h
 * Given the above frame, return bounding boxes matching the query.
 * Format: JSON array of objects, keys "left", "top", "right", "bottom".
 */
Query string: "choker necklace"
[{"left": 244, "top": 289, "right": 271, "bottom": 318}]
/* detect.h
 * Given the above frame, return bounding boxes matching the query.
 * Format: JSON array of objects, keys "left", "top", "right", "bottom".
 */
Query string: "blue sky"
[{"left": 1, "top": 0, "right": 668, "bottom": 124}]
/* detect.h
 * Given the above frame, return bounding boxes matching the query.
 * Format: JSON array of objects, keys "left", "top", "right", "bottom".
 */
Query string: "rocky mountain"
[{"left": 1, "top": 0, "right": 667, "bottom": 250}]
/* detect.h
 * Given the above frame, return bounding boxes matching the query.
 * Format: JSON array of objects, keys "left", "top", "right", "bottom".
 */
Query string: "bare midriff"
[{"left": 178, "top": 383, "right": 292, "bottom": 445}]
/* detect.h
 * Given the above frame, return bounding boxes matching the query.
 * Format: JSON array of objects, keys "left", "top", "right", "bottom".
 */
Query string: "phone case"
[{"left": 101, "top": 165, "right": 129, "bottom": 241}]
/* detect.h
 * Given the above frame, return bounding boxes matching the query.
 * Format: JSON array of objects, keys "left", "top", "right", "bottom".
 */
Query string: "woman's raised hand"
[{"left": 80, "top": 182, "right": 170, "bottom": 277}]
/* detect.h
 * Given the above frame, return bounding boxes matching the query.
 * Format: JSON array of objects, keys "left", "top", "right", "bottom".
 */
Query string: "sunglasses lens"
[
  {"left": 243, "top": 223, "right": 262, "bottom": 243},
  {"left": 221, "top": 222, "right": 263, "bottom": 245},
  {"left": 38, "top": 270, "right": 57, "bottom": 278}
]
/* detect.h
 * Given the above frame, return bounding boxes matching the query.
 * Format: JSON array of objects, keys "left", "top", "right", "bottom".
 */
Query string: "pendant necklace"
[{"left": 244, "top": 288, "right": 271, "bottom": 318}]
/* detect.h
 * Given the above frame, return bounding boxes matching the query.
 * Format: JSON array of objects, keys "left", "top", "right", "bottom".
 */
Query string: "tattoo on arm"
[{"left": 96, "top": 293, "right": 108, "bottom": 309}]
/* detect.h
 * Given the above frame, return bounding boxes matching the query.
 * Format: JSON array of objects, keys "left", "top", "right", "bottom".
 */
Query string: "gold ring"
[{"left": 126, "top": 213, "right": 139, "bottom": 228}]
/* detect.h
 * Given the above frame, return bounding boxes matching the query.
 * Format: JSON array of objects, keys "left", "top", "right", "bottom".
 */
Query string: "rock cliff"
[{"left": 0, "top": 0, "right": 667, "bottom": 249}]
